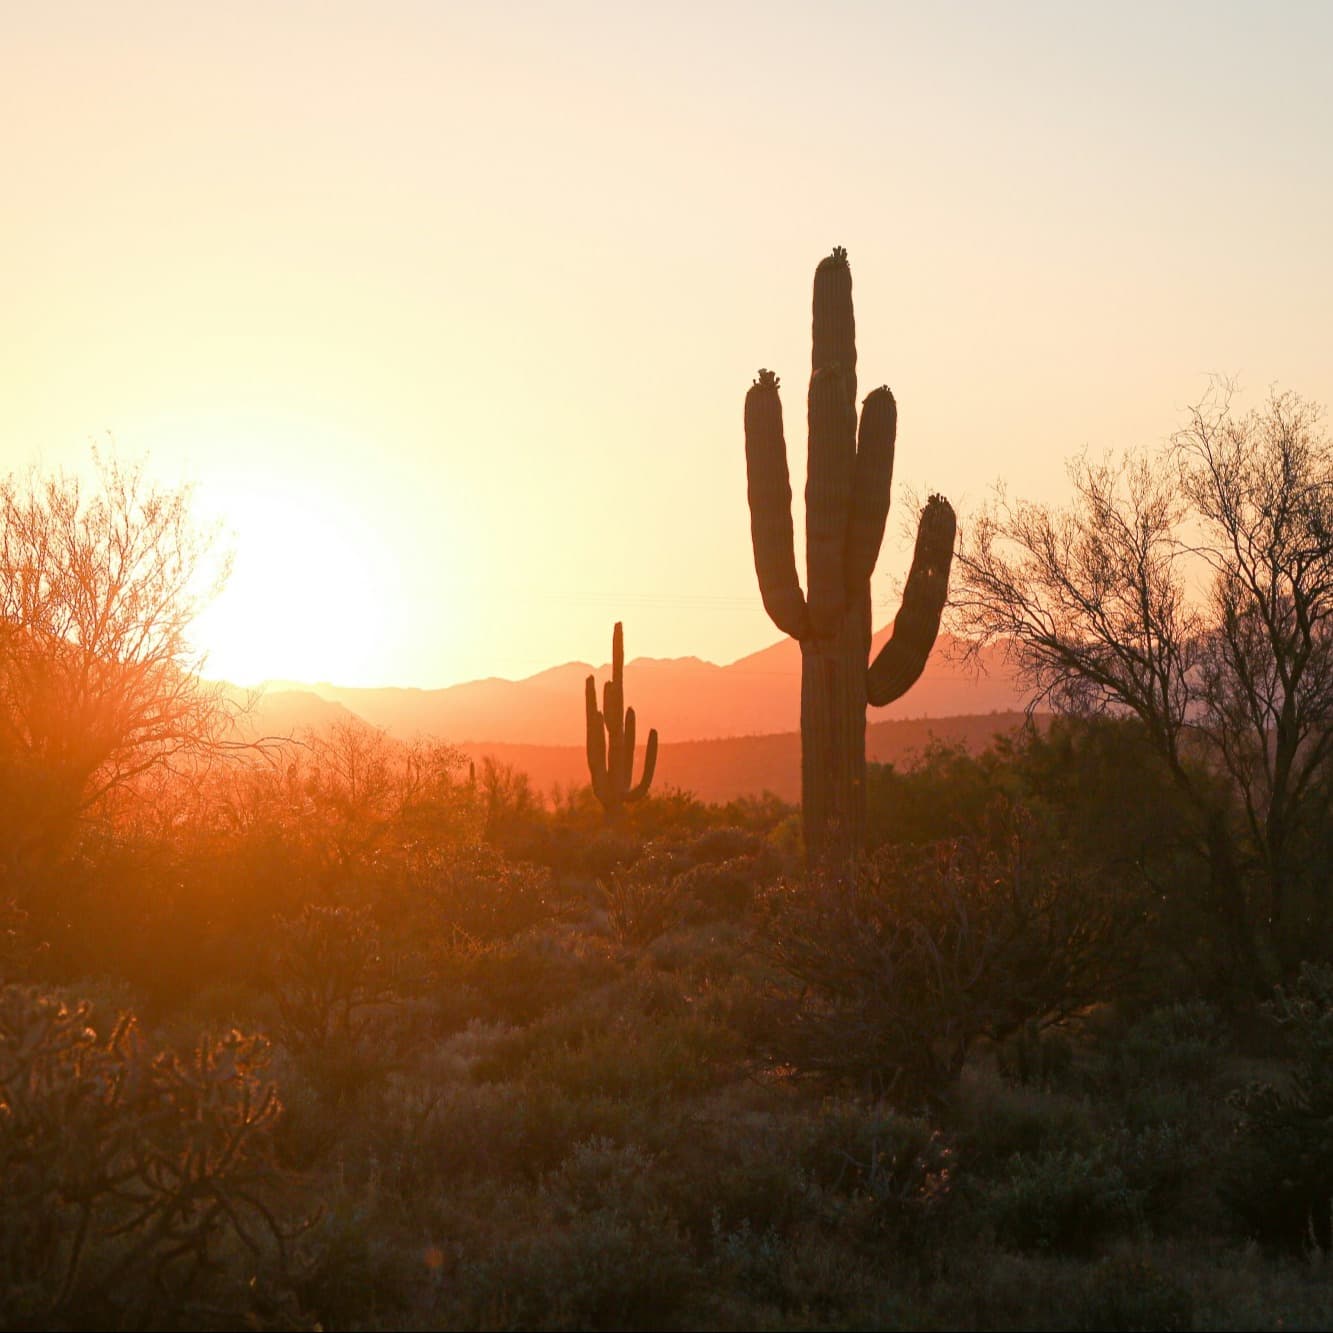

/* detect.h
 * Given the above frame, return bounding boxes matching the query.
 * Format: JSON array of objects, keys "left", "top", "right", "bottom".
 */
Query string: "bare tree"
[
  {"left": 1179, "top": 388, "right": 1333, "bottom": 942},
  {"left": 0, "top": 454, "right": 231, "bottom": 867},
  {"left": 953, "top": 386, "right": 1333, "bottom": 976}
]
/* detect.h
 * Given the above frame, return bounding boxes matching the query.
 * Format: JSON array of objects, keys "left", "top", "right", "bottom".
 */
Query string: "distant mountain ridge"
[
  {"left": 462, "top": 712, "right": 1037, "bottom": 805},
  {"left": 245, "top": 630, "right": 1028, "bottom": 748}
]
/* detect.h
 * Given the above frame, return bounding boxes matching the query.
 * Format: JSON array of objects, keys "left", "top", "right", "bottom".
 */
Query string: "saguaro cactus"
[
  {"left": 585, "top": 622, "right": 658, "bottom": 818},
  {"left": 745, "top": 247, "right": 956, "bottom": 863}
]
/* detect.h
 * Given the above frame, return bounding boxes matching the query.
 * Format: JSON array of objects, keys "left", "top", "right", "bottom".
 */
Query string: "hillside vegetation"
[{"left": 5, "top": 713, "right": 1333, "bottom": 1330}]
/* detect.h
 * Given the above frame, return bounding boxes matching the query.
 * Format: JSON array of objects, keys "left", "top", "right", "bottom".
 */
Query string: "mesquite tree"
[
  {"left": 952, "top": 386, "right": 1333, "bottom": 977},
  {"left": 585, "top": 622, "right": 657, "bottom": 819},
  {"left": 744, "top": 248, "right": 955, "bottom": 863}
]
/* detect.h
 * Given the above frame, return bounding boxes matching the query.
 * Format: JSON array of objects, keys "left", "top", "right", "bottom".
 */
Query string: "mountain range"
[
  {"left": 233, "top": 630, "right": 1035, "bottom": 803},
  {"left": 246, "top": 630, "right": 1028, "bottom": 749}
]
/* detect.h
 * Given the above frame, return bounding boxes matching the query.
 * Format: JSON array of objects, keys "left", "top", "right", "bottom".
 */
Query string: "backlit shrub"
[
  {"left": 756, "top": 807, "right": 1141, "bottom": 1104},
  {"left": 0, "top": 985, "right": 303, "bottom": 1327},
  {"left": 1225, "top": 963, "right": 1333, "bottom": 1250}
]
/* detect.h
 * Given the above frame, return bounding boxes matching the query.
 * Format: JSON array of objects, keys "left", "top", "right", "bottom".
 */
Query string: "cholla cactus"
[
  {"left": 744, "top": 248, "right": 955, "bottom": 862},
  {"left": 0, "top": 985, "right": 293, "bottom": 1325},
  {"left": 585, "top": 622, "right": 657, "bottom": 818}
]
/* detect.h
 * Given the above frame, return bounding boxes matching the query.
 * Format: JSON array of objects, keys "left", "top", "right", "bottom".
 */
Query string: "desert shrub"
[
  {"left": 756, "top": 807, "right": 1141, "bottom": 1104},
  {"left": 683, "top": 826, "right": 765, "bottom": 865},
  {"left": 1186, "top": 1240, "right": 1333, "bottom": 1330},
  {"left": 294, "top": 1190, "right": 425, "bottom": 1331},
  {"left": 689, "top": 1150, "right": 808, "bottom": 1247},
  {"left": 543, "top": 1136, "right": 660, "bottom": 1219},
  {"left": 711, "top": 792, "right": 796, "bottom": 838},
  {"left": 1098, "top": 999, "right": 1228, "bottom": 1092},
  {"left": 447, "top": 1142, "right": 697, "bottom": 1330},
  {"left": 1110, "top": 1121, "right": 1210, "bottom": 1220},
  {"left": 1224, "top": 963, "right": 1333, "bottom": 1250},
  {"left": 865, "top": 742, "right": 998, "bottom": 850},
  {"left": 794, "top": 1103, "right": 956, "bottom": 1245},
  {"left": 952, "top": 1067, "right": 1101, "bottom": 1172},
  {"left": 578, "top": 827, "right": 645, "bottom": 879},
  {"left": 0, "top": 984, "right": 304, "bottom": 1328},
  {"left": 479, "top": 1003, "right": 739, "bottom": 1104},
  {"left": 474, "top": 757, "right": 542, "bottom": 851},
  {"left": 599, "top": 856, "right": 689, "bottom": 948},
  {"left": 982, "top": 1147, "right": 1143, "bottom": 1254},
  {"left": 454, "top": 1205, "right": 695, "bottom": 1330},
  {"left": 433, "top": 1080, "right": 641, "bottom": 1185},
  {"left": 461, "top": 968, "right": 741, "bottom": 1132},
  {"left": 411, "top": 845, "right": 561, "bottom": 946},
  {"left": 600, "top": 832, "right": 781, "bottom": 936},
  {"left": 0, "top": 897, "right": 42, "bottom": 982},
  {"left": 707, "top": 1211, "right": 788, "bottom": 1304},
  {"left": 1068, "top": 1249, "right": 1194, "bottom": 1331},
  {"left": 674, "top": 856, "right": 765, "bottom": 921},
  {"left": 621, "top": 787, "right": 712, "bottom": 843},
  {"left": 442, "top": 932, "right": 617, "bottom": 1028},
  {"left": 272, "top": 903, "right": 401, "bottom": 1058},
  {"left": 996, "top": 1019, "right": 1075, "bottom": 1089}
]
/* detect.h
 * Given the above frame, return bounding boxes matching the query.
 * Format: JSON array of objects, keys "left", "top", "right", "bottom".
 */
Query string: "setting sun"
[{"left": 190, "top": 480, "right": 403, "bottom": 686}]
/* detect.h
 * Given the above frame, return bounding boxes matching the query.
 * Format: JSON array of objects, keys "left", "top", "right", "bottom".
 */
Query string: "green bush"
[
  {"left": 794, "top": 1103, "right": 955, "bottom": 1243},
  {"left": 1069, "top": 1250, "right": 1194, "bottom": 1331},
  {"left": 445, "top": 932, "right": 616, "bottom": 1027},
  {"left": 1101, "top": 1001, "right": 1228, "bottom": 1091},
  {"left": 983, "top": 1148, "right": 1143, "bottom": 1254},
  {"left": 1224, "top": 964, "right": 1333, "bottom": 1250},
  {"left": 756, "top": 810, "right": 1140, "bottom": 1104},
  {"left": 449, "top": 1142, "right": 697, "bottom": 1330},
  {"left": 673, "top": 856, "right": 762, "bottom": 921},
  {"left": 996, "top": 1019, "right": 1075, "bottom": 1089},
  {"left": 599, "top": 856, "right": 690, "bottom": 948},
  {"left": 953, "top": 1069, "right": 1102, "bottom": 1171},
  {"left": 414, "top": 845, "right": 561, "bottom": 945}
]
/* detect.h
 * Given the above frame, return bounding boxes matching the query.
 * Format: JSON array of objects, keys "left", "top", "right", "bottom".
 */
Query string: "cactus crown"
[
  {"left": 829, "top": 245, "right": 848, "bottom": 263},
  {"left": 754, "top": 368, "right": 780, "bottom": 389}
]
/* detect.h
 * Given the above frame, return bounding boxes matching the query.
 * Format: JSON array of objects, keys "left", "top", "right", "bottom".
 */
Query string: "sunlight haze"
[{"left": 5, "top": 0, "right": 1331, "bottom": 686}]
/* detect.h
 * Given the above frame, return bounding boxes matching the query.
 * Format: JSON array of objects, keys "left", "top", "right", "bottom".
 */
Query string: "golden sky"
[{"left": 5, "top": 1, "right": 1331, "bottom": 687}]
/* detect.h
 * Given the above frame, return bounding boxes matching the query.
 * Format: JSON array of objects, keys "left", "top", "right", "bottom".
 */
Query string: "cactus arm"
[
  {"left": 812, "top": 246, "right": 856, "bottom": 403},
  {"left": 745, "top": 371, "right": 810, "bottom": 640},
  {"left": 585, "top": 674, "right": 610, "bottom": 802},
  {"left": 845, "top": 386, "right": 897, "bottom": 587},
  {"left": 866, "top": 494, "right": 958, "bottom": 706},
  {"left": 806, "top": 365, "right": 857, "bottom": 637},
  {"left": 629, "top": 728, "right": 658, "bottom": 802}
]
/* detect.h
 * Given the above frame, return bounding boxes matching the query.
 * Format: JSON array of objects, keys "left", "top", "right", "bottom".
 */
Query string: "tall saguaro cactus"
[
  {"left": 745, "top": 248, "right": 956, "bottom": 863},
  {"left": 585, "top": 622, "right": 658, "bottom": 818}
]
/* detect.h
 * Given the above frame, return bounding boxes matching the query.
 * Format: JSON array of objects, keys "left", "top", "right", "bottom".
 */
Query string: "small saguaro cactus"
[
  {"left": 744, "top": 247, "right": 956, "bottom": 863},
  {"left": 585, "top": 622, "right": 658, "bottom": 818}
]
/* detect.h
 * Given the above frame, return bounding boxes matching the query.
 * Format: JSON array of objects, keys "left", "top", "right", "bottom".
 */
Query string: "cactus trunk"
[{"left": 800, "top": 586, "right": 871, "bottom": 861}]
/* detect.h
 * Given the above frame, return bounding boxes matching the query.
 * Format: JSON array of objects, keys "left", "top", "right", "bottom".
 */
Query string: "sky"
[{"left": 4, "top": 1, "right": 1332, "bottom": 687}]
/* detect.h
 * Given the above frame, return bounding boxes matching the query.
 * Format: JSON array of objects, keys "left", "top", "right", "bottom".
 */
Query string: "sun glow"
[{"left": 191, "top": 482, "right": 400, "bottom": 687}]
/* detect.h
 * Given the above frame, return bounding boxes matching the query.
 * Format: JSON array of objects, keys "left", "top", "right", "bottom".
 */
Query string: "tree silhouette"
[
  {"left": 954, "top": 386, "right": 1333, "bottom": 977},
  {"left": 0, "top": 454, "right": 230, "bottom": 873}
]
